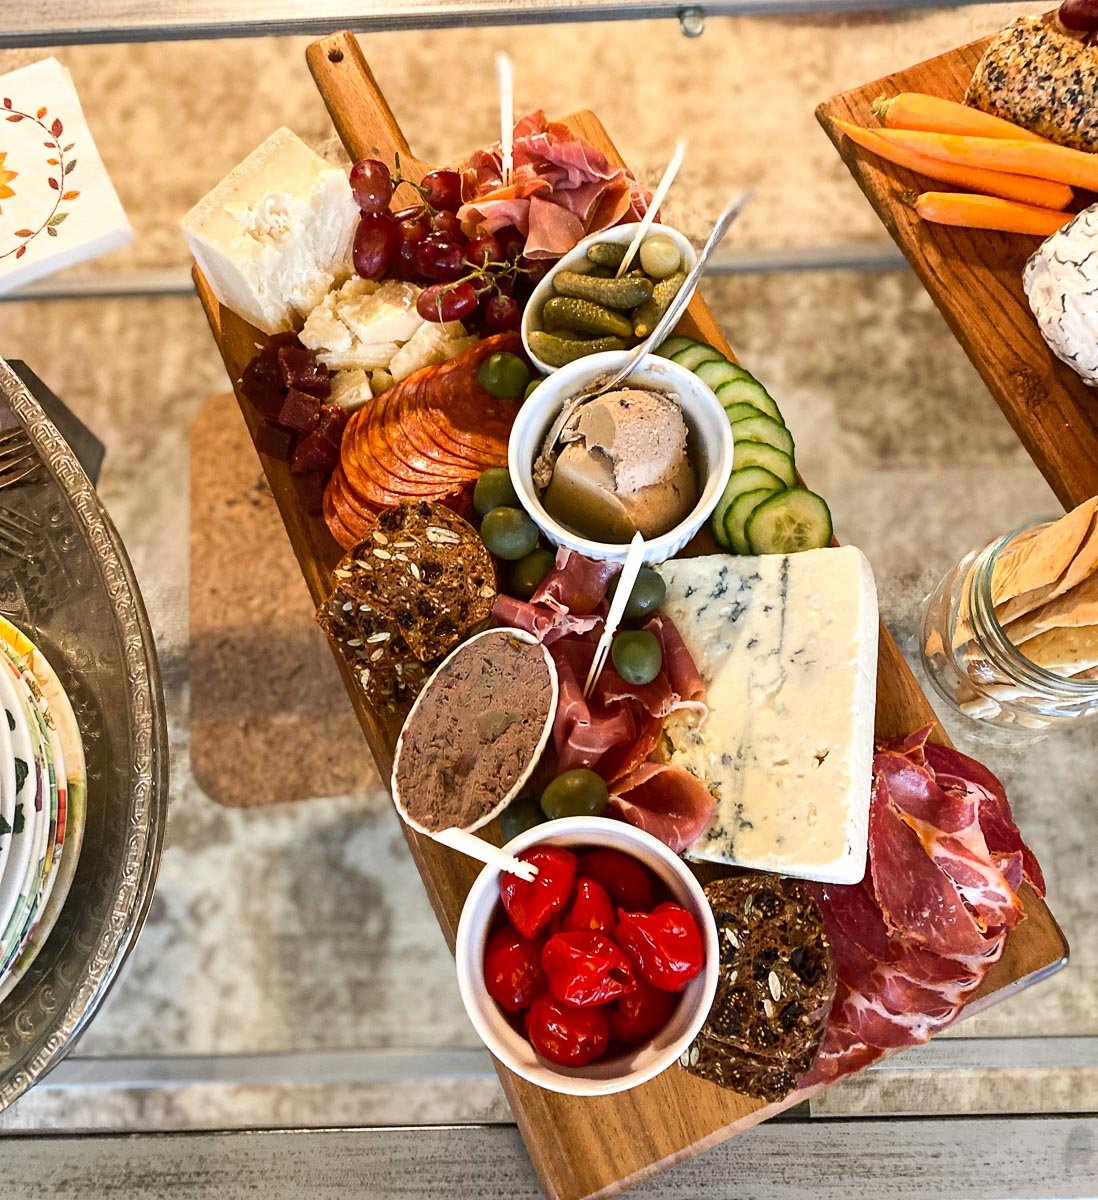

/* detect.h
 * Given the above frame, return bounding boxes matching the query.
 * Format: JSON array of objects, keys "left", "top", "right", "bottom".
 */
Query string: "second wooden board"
[{"left": 817, "top": 25, "right": 1098, "bottom": 512}]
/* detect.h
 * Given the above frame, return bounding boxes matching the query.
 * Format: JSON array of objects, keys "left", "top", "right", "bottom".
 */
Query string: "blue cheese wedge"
[
  {"left": 182, "top": 127, "right": 357, "bottom": 334},
  {"left": 658, "top": 548, "right": 878, "bottom": 885}
]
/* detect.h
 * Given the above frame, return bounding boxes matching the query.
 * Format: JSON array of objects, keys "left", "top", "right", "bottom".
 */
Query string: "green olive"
[
  {"left": 608, "top": 566, "right": 666, "bottom": 620},
  {"left": 476, "top": 351, "right": 530, "bottom": 399},
  {"left": 509, "top": 548, "right": 556, "bottom": 600},
  {"left": 474, "top": 468, "right": 520, "bottom": 517},
  {"left": 539, "top": 769, "right": 609, "bottom": 820},
  {"left": 639, "top": 234, "right": 682, "bottom": 280},
  {"left": 611, "top": 629, "right": 663, "bottom": 685},
  {"left": 500, "top": 796, "right": 546, "bottom": 840},
  {"left": 524, "top": 378, "right": 542, "bottom": 400},
  {"left": 480, "top": 506, "right": 539, "bottom": 561}
]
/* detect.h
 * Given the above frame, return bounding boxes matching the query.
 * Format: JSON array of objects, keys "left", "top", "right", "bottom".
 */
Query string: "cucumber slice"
[
  {"left": 730, "top": 413, "right": 795, "bottom": 458},
  {"left": 672, "top": 344, "right": 726, "bottom": 371},
  {"left": 716, "top": 378, "right": 784, "bottom": 425},
  {"left": 746, "top": 487, "right": 833, "bottom": 554},
  {"left": 694, "top": 359, "right": 753, "bottom": 391},
  {"left": 708, "top": 466, "right": 785, "bottom": 548},
  {"left": 733, "top": 441, "right": 796, "bottom": 489},
  {"left": 725, "top": 488, "right": 780, "bottom": 556},
  {"left": 723, "top": 402, "right": 765, "bottom": 425},
  {"left": 655, "top": 335, "right": 697, "bottom": 359}
]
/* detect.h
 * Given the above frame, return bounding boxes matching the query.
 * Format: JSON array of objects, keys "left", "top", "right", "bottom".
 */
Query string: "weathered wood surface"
[
  {"left": 191, "top": 29, "right": 1067, "bottom": 1200},
  {"left": 5, "top": 1120, "right": 1098, "bottom": 1199},
  {"left": 818, "top": 28, "right": 1098, "bottom": 511}
]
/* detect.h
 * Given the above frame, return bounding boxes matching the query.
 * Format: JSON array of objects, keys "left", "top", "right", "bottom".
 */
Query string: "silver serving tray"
[{"left": 0, "top": 357, "right": 168, "bottom": 1111}]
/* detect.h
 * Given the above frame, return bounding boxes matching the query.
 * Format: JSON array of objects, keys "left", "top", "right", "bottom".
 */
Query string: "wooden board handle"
[{"left": 307, "top": 31, "right": 424, "bottom": 173}]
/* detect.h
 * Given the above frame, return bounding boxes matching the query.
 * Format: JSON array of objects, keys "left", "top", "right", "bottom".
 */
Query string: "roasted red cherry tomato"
[
  {"left": 615, "top": 902, "right": 704, "bottom": 992},
  {"left": 525, "top": 994, "right": 609, "bottom": 1067},
  {"left": 541, "top": 930, "right": 637, "bottom": 1007},
  {"left": 561, "top": 877, "right": 616, "bottom": 933},
  {"left": 499, "top": 846, "right": 577, "bottom": 939},
  {"left": 578, "top": 849, "right": 655, "bottom": 910},
  {"left": 483, "top": 927, "right": 546, "bottom": 1014},
  {"left": 608, "top": 978, "right": 679, "bottom": 1045}
]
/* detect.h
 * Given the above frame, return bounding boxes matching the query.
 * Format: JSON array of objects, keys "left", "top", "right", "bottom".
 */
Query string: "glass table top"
[{"left": 0, "top": 2, "right": 1093, "bottom": 1139}]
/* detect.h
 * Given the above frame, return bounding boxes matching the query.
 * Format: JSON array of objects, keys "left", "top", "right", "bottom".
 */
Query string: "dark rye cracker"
[
  {"left": 681, "top": 875, "right": 836, "bottom": 1102},
  {"left": 317, "top": 501, "right": 498, "bottom": 709}
]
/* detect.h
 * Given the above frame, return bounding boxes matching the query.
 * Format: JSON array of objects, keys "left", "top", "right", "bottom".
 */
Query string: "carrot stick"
[
  {"left": 912, "top": 191, "right": 1072, "bottom": 237},
  {"left": 872, "top": 93, "right": 1048, "bottom": 143},
  {"left": 833, "top": 120, "right": 1074, "bottom": 210},
  {"left": 874, "top": 127, "right": 1098, "bottom": 192}
]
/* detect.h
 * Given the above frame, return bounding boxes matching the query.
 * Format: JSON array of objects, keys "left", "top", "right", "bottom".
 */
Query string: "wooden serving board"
[
  {"left": 193, "top": 31, "right": 1068, "bottom": 1200},
  {"left": 817, "top": 21, "right": 1098, "bottom": 511}
]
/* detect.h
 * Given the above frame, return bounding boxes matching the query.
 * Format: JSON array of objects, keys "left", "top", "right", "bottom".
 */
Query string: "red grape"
[
  {"left": 495, "top": 226, "right": 526, "bottom": 263},
  {"left": 465, "top": 234, "right": 501, "bottom": 268},
  {"left": 483, "top": 292, "right": 521, "bottom": 332},
  {"left": 431, "top": 210, "right": 464, "bottom": 240},
  {"left": 393, "top": 203, "right": 428, "bottom": 222},
  {"left": 417, "top": 281, "right": 478, "bottom": 323},
  {"left": 391, "top": 239, "right": 420, "bottom": 281},
  {"left": 353, "top": 212, "right": 400, "bottom": 279},
  {"left": 399, "top": 215, "right": 429, "bottom": 246},
  {"left": 421, "top": 169, "right": 462, "bottom": 212},
  {"left": 349, "top": 159, "right": 393, "bottom": 215},
  {"left": 414, "top": 236, "right": 466, "bottom": 281}
]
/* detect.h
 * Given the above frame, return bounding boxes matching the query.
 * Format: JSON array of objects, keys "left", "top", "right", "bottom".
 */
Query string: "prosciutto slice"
[
  {"left": 608, "top": 764, "right": 717, "bottom": 854},
  {"left": 458, "top": 111, "right": 652, "bottom": 260},
  {"left": 493, "top": 550, "right": 707, "bottom": 817},
  {"left": 802, "top": 730, "right": 1043, "bottom": 1089}
]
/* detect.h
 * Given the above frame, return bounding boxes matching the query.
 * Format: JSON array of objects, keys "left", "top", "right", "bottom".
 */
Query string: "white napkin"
[{"left": 0, "top": 57, "right": 132, "bottom": 294}]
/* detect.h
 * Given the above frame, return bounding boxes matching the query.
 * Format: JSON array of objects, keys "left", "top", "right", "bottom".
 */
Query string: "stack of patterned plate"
[{"left": 0, "top": 613, "right": 85, "bottom": 1003}]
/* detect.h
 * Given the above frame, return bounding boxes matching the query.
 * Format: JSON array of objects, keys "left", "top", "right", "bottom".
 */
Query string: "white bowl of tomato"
[{"left": 454, "top": 815, "right": 719, "bottom": 1096}]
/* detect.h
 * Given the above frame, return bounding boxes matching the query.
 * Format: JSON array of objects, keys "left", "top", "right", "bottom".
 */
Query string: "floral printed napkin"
[{"left": 0, "top": 57, "right": 131, "bottom": 294}]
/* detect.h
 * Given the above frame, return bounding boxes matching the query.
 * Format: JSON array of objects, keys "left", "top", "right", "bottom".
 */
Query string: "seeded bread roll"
[
  {"left": 681, "top": 875, "right": 836, "bottom": 1102},
  {"left": 965, "top": 18, "right": 1098, "bottom": 152}
]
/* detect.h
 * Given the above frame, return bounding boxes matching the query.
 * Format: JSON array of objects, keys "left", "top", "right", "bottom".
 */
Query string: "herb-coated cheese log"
[{"left": 965, "top": 18, "right": 1098, "bottom": 152}]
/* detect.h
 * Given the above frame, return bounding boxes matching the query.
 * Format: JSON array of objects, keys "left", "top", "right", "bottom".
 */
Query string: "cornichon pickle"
[
  {"left": 551, "top": 271, "right": 653, "bottom": 310},
  {"left": 543, "top": 296, "right": 634, "bottom": 339},
  {"left": 528, "top": 329, "right": 627, "bottom": 367},
  {"left": 586, "top": 241, "right": 627, "bottom": 267},
  {"left": 632, "top": 269, "right": 687, "bottom": 338}
]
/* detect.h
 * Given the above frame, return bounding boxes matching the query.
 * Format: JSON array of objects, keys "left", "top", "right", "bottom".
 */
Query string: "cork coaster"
[{"left": 189, "top": 395, "right": 377, "bottom": 806}]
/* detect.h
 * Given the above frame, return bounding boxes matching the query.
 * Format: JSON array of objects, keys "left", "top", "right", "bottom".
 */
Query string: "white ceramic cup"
[
  {"left": 454, "top": 816, "right": 719, "bottom": 1097},
  {"left": 521, "top": 222, "right": 698, "bottom": 375},
  {"left": 508, "top": 351, "right": 733, "bottom": 565}
]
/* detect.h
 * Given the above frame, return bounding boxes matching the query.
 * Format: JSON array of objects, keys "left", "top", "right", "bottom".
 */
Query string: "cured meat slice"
[
  {"left": 804, "top": 731, "right": 1042, "bottom": 1087},
  {"left": 549, "top": 643, "right": 635, "bottom": 773},
  {"left": 869, "top": 771, "right": 992, "bottom": 958},
  {"left": 923, "top": 742, "right": 1046, "bottom": 897},
  {"left": 531, "top": 548, "right": 619, "bottom": 615},
  {"left": 608, "top": 763, "right": 716, "bottom": 854},
  {"left": 647, "top": 615, "right": 706, "bottom": 706},
  {"left": 491, "top": 594, "right": 601, "bottom": 645}
]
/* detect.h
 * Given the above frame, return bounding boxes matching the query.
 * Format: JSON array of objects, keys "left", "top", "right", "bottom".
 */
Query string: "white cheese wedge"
[
  {"left": 658, "top": 548, "right": 879, "bottom": 885},
  {"left": 299, "top": 277, "right": 423, "bottom": 370},
  {"left": 182, "top": 127, "right": 357, "bottom": 334}
]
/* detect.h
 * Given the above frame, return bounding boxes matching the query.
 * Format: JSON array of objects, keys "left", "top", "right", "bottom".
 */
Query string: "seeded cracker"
[
  {"left": 317, "top": 501, "right": 498, "bottom": 710},
  {"left": 681, "top": 875, "right": 836, "bottom": 1102}
]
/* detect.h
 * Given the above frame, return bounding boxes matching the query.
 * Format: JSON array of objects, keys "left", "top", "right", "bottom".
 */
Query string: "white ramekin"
[
  {"left": 508, "top": 351, "right": 733, "bottom": 566},
  {"left": 521, "top": 222, "right": 698, "bottom": 375},
  {"left": 454, "top": 816, "right": 719, "bottom": 1097}
]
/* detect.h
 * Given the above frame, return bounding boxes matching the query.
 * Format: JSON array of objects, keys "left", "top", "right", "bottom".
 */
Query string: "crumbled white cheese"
[
  {"left": 1024, "top": 203, "right": 1098, "bottom": 386},
  {"left": 182, "top": 127, "right": 357, "bottom": 334},
  {"left": 299, "top": 277, "right": 424, "bottom": 370},
  {"left": 388, "top": 320, "right": 478, "bottom": 381},
  {"left": 328, "top": 369, "right": 373, "bottom": 411}
]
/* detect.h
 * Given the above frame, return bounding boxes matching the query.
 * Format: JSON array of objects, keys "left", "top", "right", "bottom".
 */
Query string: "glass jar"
[{"left": 921, "top": 520, "right": 1098, "bottom": 738}]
